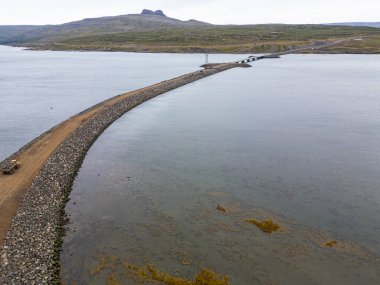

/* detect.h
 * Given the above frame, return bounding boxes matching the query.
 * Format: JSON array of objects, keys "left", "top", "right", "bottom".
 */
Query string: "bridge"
[
  {"left": 237, "top": 38, "right": 352, "bottom": 64},
  {"left": 201, "top": 38, "right": 353, "bottom": 69}
]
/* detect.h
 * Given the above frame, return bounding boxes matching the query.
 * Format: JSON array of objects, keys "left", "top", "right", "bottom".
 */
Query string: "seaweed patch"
[
  {"left": 89, "top": 255, "right": 231, "bottom": 285},
  {"left": 324, "top": 240, "right": 338, "bottom": 247},
  {"left": 245, "top": 219, "right": 280, "bottom": 234}
]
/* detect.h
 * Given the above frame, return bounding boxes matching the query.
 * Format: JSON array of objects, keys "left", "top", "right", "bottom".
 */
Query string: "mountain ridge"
[
  {"left": 326, "top": 22, "right": 380, "bottom": 28},
  {"left": 0, "top": 11, "right": 379, "bottom": 54},
  {"left": 0, "top": 10, "right": 211, "bottom": 44}
]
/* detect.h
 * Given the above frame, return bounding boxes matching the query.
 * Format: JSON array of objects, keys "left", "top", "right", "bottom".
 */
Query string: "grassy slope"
[
  {"left": 34, "top": 25, "right": 380, "bottom": 53},
  {"left": 0, "top": 15, "right": 210, "bottom": 45}
]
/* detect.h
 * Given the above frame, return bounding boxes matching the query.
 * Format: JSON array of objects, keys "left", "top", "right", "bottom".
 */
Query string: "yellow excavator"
[{"left": 1, "top": 160, "right": 21, "bottom": 175}]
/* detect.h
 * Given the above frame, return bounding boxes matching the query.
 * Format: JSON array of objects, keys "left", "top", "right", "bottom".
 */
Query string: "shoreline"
[
  {"left": 23, "top": 47, "right": 380, "bottom": 55},
  {"left": 0, "top": 63, "right": 248, "bottom": 284},
  {"left": 4, "top": 43, "right": 380, "bottom": 55}
]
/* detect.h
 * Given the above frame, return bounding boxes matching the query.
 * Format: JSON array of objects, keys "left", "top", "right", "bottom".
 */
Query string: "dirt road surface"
[{"left": 0, "top": 85, "right": 153, "bottom": 244}]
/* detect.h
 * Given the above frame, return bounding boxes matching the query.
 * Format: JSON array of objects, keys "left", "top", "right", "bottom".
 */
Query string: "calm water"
[
  {"left": 60, "top": 54, "right": 380, "bottom": 284},
  {"left": 0, "top": 45, "right": 240, "bottom": 160},
  {"left": 1, "top": 47, "right": 380, "bottom": 284}
]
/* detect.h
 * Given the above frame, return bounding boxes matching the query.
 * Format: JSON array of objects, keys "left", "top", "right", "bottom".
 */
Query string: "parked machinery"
[{"left": 1, "top": 160, "right": 21, "bottom": 175}]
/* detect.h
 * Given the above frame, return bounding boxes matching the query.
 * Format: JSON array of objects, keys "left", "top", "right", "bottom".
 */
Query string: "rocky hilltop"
[{"left": 141, "top": 9, "right": 166, "bottom": 17}]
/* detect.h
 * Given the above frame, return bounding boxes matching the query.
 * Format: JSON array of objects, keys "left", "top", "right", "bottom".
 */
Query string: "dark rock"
[
  {"left": 141, "top": 9, "right": 154, "bottom": 15},
  {"left": 154, "top": 10, "right": 166, "bottom": 17},
  {"left": 141, "top": 9, "right": 166, "bottom": 17}
]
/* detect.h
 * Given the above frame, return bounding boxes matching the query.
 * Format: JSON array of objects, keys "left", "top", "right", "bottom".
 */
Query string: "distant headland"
[{"left": 0, "top": 9, "right": 379, "bottom": 54}]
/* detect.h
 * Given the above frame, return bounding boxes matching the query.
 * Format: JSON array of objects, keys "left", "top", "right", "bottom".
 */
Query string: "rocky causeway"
[{"left": 0, "top": 63, "right": 249, "bottom": 284}]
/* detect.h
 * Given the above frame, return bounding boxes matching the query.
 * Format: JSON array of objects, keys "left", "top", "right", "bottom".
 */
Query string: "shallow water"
[
  {"left": 0, "top": 45, "right": 240, "bottom": 160},
  {"left": 59, "top": 54, "right": 380, "bottom": 284}
]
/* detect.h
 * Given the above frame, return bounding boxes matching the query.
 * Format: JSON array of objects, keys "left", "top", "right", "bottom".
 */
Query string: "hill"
[
  {"left": 326, "top": 22, "right": 380, "bottom": 28},
  {"left": 0, "top": 10, "right": 379, "bottom": 54},
  {"left": 0, "top": 10, "right": 210, "bottom": 45}
]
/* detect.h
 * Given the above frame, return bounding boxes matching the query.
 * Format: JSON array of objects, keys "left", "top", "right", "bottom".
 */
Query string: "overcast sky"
[{"left": 1, "top": 0, "right": 379, "bottom": 25}]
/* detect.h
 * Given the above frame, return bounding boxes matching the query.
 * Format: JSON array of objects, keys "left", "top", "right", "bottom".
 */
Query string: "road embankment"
[{"left": 0, "top": 63, "right": 248, "bottom": 284}]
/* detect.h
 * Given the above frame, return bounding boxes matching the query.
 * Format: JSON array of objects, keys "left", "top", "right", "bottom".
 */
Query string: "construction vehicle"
[{"left": 1, "top": 160, "right": 21, "bottom": 175}]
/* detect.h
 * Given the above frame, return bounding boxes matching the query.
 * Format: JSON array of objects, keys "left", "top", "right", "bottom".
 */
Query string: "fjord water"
[
  {"left": 1, "top": 46, "right": 379, "bottom": 284},
  {"left": 0, "top": 45, "right": 238, "bottom": 160},
  {"left": 60, "top": 54, "right": 380, "bottom": 284}
]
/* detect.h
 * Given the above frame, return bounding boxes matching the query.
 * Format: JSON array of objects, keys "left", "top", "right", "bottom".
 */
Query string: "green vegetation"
[
  {"left": 2, "top": 14, "right": 378, "bottom": 53},
  {"left": 324, "top": 240, "right": 338, "bottom": 247},
  {"left": 88, "top": 255, "right": 232, "bottom": 285},
  {"left": 38, "top": 25, "right": 380, "bottom": 53},
  {"left": 245, "top": 219, "right": 280, "bottom": 234},
  {"left": 125, "top": 265, "right": 232, "bottom": 285}
]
